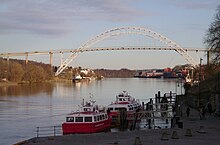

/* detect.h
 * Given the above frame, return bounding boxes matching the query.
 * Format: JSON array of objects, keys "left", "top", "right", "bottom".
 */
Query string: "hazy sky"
[{"left": 0, "top": 0, "right": 219, "bottom": 69}]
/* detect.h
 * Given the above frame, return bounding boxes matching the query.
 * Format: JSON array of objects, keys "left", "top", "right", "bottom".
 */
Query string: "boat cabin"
[
  {"left": 66, "top": 113, "right": 108, "bottom": 123},
  {"left": 116, "top": 91, "right": 133, "bottom": 104},
  {"left": 107, "top": 103, "right": 140, "bottom": 112}
]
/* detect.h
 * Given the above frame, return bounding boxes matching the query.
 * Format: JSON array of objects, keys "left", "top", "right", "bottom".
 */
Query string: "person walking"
[
  {"left": 199, "top": 107, "right": 203, "bottom": 120},
  {"left": 202, "top": 106, "right": 206, "bottom": 119},
  {"left": 186, "top": 106, "right": 190, "bottom": 117},
  {"left": 207, "top": 102, "right": 212, "bottom": 115}
]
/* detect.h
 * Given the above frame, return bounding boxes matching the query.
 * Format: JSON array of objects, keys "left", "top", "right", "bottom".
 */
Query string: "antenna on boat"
[
  {"left": 81, "top": 98, "right": 85, "bottom": 106},
  {"left": 89, "top": 93, "right": 96, "bottom": 105}
]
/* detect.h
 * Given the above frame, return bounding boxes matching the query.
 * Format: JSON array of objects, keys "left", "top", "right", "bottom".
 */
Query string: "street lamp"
[{"left": 198, "top": 58, "right": 203, "bottom": 108}]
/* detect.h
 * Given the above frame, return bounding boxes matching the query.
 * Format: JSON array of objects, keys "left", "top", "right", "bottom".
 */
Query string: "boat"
[
  {"left": 107, "top": 91, "right": 141, "bottom": 122},
  {"left": 62, "top": 96, "right": 111, "bottom": 135},
  {"left": 72, "top": 74, "right": 82, "bottom": 83}
]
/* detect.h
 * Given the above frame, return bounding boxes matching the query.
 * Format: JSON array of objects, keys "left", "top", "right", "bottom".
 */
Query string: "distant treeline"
[
  {"left": 94, "top": 68, "right": 136, "bottom": 78},
  {"left": 0, "top": 58, "right": 53, "bottom": 83}
]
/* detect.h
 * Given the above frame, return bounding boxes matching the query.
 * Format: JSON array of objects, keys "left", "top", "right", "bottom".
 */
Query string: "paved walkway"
[{"left": 19, "top": 108, "right": 220, "bottom": 145}]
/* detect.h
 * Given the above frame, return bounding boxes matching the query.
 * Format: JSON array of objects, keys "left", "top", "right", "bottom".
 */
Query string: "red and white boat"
[
  {"left": 62, "top": 97, "right": 111, "bottom": 135},
  {"left": 107, "top": 91, "right": 141, "bottom": 122}
]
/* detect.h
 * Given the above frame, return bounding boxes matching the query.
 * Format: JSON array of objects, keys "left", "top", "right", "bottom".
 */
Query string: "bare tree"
[
  {"left": 24, "top": 63, "right": 46, "bottom": 83},
  {"left": 205, "top": 5, "right": 220, "bottom": 65},
  {"left": 8, "top": 62, "right": 24, "bottom": 82}
]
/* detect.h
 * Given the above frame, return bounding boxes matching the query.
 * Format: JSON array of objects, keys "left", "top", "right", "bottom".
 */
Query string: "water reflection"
[
  {"left": 0, "top": 83, "right": 54, "bottom": 97},
  {"left": 0, "top": 78, "right": 178, "bottom": 145}
]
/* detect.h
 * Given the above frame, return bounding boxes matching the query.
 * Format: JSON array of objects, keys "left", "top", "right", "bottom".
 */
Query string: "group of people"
[{"left": 185, "top": 102, "right": 213, "bottom": 119}]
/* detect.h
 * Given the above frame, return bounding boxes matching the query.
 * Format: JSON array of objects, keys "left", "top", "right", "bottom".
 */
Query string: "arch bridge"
[
  {"left": 0, "top": 27, "right": 211, "bottom": 76},
  {"left": 55, "top": 27, "right": 200, "bottom": 76}
]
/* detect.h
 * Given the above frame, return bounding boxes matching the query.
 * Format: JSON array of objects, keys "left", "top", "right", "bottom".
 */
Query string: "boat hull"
[{"left": 62, "top": 119, "right": 111, "bottom": 134}]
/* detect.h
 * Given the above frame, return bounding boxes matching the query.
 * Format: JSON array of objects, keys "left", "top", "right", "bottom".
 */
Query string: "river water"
[{"left": 0, "top": 78, "right": 182, "bottom": 145}]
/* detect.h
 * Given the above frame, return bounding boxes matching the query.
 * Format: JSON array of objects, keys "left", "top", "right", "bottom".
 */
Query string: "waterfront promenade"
[{"left": 20, "top": 108, "right": 220, "bottom": 145}]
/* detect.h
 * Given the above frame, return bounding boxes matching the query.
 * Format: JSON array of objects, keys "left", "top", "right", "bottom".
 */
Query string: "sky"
[{"left": 0, "top": 0, "right": 219, "bottom": 69}]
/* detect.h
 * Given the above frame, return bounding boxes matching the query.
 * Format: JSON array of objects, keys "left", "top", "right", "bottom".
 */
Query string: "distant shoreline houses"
[
  {"left": 134, "top": 67, "right": 190, "bottom": 79},
  {"left": 72, "top": 69, "right": 103, "bottom": 83}
]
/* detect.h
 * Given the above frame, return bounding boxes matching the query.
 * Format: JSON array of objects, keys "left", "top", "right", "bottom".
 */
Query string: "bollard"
[
  {"left": 161, "top": 132, "right": 169, "bottom": 140},
  {"left": 171, "top": 118, "right": 174, "bottom": 128},
  {"left": 134, "top": 137, "right": 142, "bottom": 145},
  {"left": 185, "top": 129, "right": 192, "bottom": 137},
  {"left": 171, "top": 131, "right": 179, "bottom": 139},
  {"left": 177, "top": 121, "right": 183, "bottom": 128},
  {"left": 175, "top": 116, "right": 180, "bottom": 124},
  {"left": 197, "top": 126, "right": 207, "bottom": 133}
]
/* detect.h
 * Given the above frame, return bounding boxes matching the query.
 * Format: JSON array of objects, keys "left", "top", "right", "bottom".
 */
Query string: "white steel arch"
[{"left": 55, "top": 27, "right": 197, "bottom": 76}]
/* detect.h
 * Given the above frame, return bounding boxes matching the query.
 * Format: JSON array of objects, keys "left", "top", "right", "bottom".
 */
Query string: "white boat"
[
  {"left": 107, "top": 91, "right": 141, "bottom": 122},
  {"left": 72, "top": 74, "right": 82, "bottom": 83}
]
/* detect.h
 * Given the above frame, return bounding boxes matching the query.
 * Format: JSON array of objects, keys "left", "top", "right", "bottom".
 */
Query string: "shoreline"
[
  {"left": 19, "top": 107, "right": 220, "bottom": 145},
  {"left": 0, "top": 79, "right": 73, "bottom": 87},
  {"left": 0, "top": 81, "right": 18, "bottom": 87}
]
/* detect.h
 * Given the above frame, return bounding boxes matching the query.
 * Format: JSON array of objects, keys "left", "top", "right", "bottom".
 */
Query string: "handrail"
[{"left": 36, "top": 125, "right": 62, "bottom": 137}]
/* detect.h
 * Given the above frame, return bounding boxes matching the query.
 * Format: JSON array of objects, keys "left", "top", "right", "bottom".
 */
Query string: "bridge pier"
[
  {"left": 207, "top": 50, "right": 210, "bottom": 65},
  {"left": 49, "top": 51, "right": 53, "bottom": 66},
  {"left": 6, "top": 56, "right": 9, "bottom": 80},
  {"left": 60, "top": 52, "right": 63, "bottom": 66},
  {"left": 25, "top": 53, "right": 28, "bottom": 64},
  {"left": 7, "top": 56, "right": 9, "bottom": 66}
]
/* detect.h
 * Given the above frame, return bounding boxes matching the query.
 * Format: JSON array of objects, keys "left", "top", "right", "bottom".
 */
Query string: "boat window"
[
  {"left": 115, "top": 108, "right": 119, "bottom": 110},
  {"left": 129, "top": 107, "right": 134, "bottom": 110},
  {"left": 97, "top": 115, "right": 101, "bottom": 121},
  {"left": 85, "top": 117, "right": 92, "bottom": 122},
  {"left": 75, "top": 117, "right": 83, "bottom": 122},
  {"left": 105, "top": 114, "right": 107, "bottom": 119},
  {"left": 119, "top": 98, "right": 122, "bottom": 101},
  {"left": 66, "top": 117, "right": 74, "bottom": 122},
  {"left": 94, "top": 116, "right": 97, "bottom": 121},
  {"left": 109, "top": 108, "right": 113, "bottom": 111},
  {"left": 101, "top": 114, "right": 105, "bottom": 120}
]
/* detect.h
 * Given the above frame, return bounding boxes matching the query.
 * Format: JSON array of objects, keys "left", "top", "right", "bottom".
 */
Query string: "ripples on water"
[{"left": 0, "top": 78, "right": 181, "bottom": 145}]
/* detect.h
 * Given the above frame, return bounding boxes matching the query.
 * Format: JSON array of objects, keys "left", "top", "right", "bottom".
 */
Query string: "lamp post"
[{"left": 198, "top": 58, "right": 203, "bottom": 108}]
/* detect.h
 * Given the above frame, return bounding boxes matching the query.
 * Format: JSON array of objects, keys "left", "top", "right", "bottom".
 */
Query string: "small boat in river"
[
  {"left": 62, "top": 96, "right": 111, "bottom": 135},
  {"left": 72, "top": 74, "right": 82, "bottom": 83}
]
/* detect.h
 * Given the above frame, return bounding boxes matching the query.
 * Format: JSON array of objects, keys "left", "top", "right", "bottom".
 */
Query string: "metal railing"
[{"left": 36, "top": 125, "right": 62, "bottom": 137}]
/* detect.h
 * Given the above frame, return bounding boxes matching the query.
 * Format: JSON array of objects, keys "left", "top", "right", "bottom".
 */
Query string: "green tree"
[{"left": 205, "top": 5, "right": 220, "bottom": 65}]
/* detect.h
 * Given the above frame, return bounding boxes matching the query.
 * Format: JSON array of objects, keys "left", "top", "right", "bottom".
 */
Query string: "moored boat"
[
  {"left": 107, "top": 91, "right": 141, "bottom": 122},
  {"left": 72, "top": 74, "right": 82, "bottom": 83},
  {"left": 62, "top": 97, "right": 111, "bottom": 135}
]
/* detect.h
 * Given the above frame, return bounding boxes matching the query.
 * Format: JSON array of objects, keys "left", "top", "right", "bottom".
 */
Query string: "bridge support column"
[
  {"left": 49, "top": 51, "right": 53, "bottom": 74},
  {"left": 7, "top": 56, "right": 9, "bottom": 66},
  {"left": 6, "top": 56, "right": 9, "bottom": 80},
  {"left": 207, "top": 50, "right": 210, "bottom": 65},
  {"left": 60, "top": 52, "right": 63, "bottom": 66},
  {"left": 49, "top": 51, "right": 53, "bottom": 66},
  {"left": 25, "top": 53, "right": 28, "bottom": 64}
]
